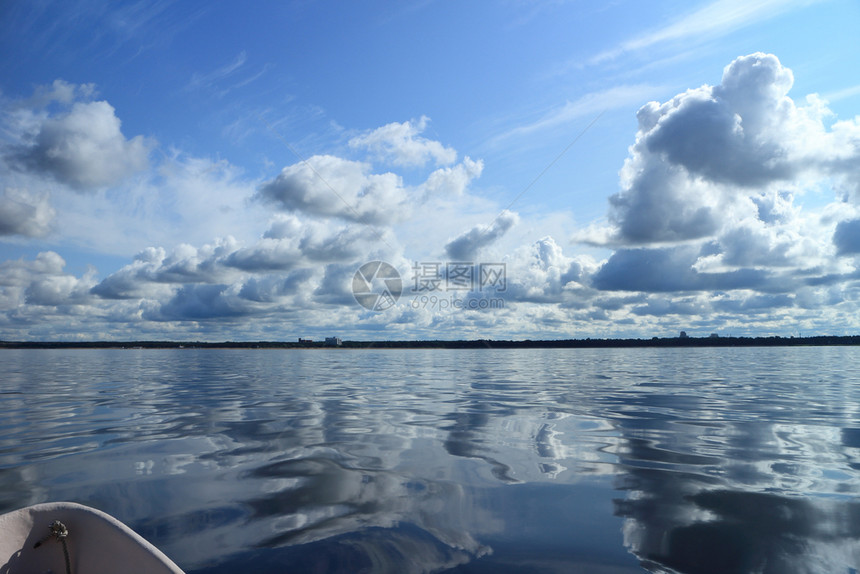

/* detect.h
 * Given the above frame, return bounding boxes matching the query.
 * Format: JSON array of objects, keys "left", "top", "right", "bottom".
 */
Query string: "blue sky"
[{"left": 1, "top": 0, "right": 860, "bottom": 341}]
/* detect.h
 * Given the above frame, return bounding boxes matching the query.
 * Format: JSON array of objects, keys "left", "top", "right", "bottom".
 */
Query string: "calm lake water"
[{"left": 2, "top": 347, "right": 860, "bottom": 573}]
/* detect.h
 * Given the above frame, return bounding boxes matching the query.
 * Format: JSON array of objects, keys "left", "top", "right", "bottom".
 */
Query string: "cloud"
[
  {"left": 0, "top": 251, "right": 95, "bottom": 310},
  {"left": 89, "top": 212, "right": 393, "bottom": 328},
  {"left": 91, "top": 239, "right": 240, "bottom": 300},
  {"left": 2, "top": 63, "right": 858, "bottom": 341},
  {"left": 90, "top": 248, "right": 174, "bottom": 300},
  {"left": 0, "top": 187, "right": 54, "bottom": 237},
  {"left": 589, "top": 0, "right": 823, "bottom": 65},
  {"left": 422, "top": 157, "right": 483, "bottom": 198},
  {"left": 710, "top": 292, "right": 794, "bottom": 314},
  {"left": 824, "top": 83, "right": 860, "bottom": 104},
  {"left": 223, "top": 240, "right": 302, "bottom": 273},
  {"left": 594, "top": 52, "right": 857, "bottom": 247},
  {"left": 494, "top": 84, "right": 662, "bottom": 142},
  {"left": 349, "top": 116, "right": 456, "bottom": 167},
  {"left": 833, "top": 219, "right": 860, "bottom": 255},
  {"left": 23, "top": 79, "right": 97, "bottom": 108},
  {"left": 313, "top": 262, "right": 363, "bottom": 306},
  {"left": 225, "top": 216, "right": 385, "bottom": 272},
  {"left": 607, "top": 161, "right": 723, "bottom": 244},
  {"left": 187, "top": 51, "right": 248, "bottom": 91},
  {"left": 591, "top": 246, "right": 769, "bottom": 293},
  {"left": 501, "top": 236, "right": 590, "bottom": 304},
  {"left": 2, "top": 84, "right": 265, "bottom": 256},
  {"left": 143, "top": 284, "right": 248, "bottom": 322},
  {"left": 13, "top": 100, "right": 152, "bottom": 190},
  {"left": 444, "top": 210, "right": 519, "bottom": 261},
  {"left": 238, "top": 269, "right": 316, "bottom": 303},
  {"left": 24, "top": 272, "right": 92, "bottom": 306},
  {"left": 255, "top": 155, "right": 409, "bottom": 225}
]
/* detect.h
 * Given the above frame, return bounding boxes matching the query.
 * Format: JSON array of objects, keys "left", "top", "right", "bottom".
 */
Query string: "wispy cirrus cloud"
[
  {"left": 187, "top": 50, "right": 248, "bottom": 91},
  {"left": 491, "top": 84, "right": 664, "bottom": 143},
  {"left": 823, "top": 83, "right": 860, "bottom": 104},
  {"left": 589, "top": 0, "right": 825, "bottom": 65}
]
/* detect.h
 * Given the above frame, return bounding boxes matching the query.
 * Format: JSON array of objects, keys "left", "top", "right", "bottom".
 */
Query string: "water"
[{"left": 1, "top": 347, "right": 859, "bottom": 573}]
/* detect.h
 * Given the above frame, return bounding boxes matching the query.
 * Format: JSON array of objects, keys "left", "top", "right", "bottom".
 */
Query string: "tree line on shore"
[{"left": 1, "top": 335, "right": 858, "bottom": 349}]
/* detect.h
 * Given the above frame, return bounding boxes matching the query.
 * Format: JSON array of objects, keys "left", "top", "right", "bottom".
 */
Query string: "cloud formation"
[
  {"left": 445, "top": 210, "right": 519, "bottom": 261},
  {"left": 577, "top": 52, "right": 860, "bottom": 315},
  {"left": 591, "top": 246, "right": 768, "bottom": 293},
  {"left": 256, "top": 155, "right": 409, "bottom": 225},
  {"left": 833, "top": 219, "right": 860, "bottom": 255},
  {"left": 603, "top": 53, "right": 834, "bottom": 245},
  {"left": 589, "top": 0, "right": 822, "bottom": 65},
  {"left": 349, "top": 116, "right": 457, "bottom": 167},
  {"left": 0, "top": 188, "right": 54, "bottom": 237},
  {"left": 0, "top": 251, "right": 95, "bottom": 312},
  {"left": 422, "top": 157, "right": 483, "bottom": 198},
  {"left": 14, "top": 100, "right": 151, "bottom": 190},
  {"left": 3, "top": 50, "right": 860, "bottom": 341}
]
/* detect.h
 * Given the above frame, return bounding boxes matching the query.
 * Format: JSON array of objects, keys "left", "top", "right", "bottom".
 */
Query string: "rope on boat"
[{"left": 33, "top": 519, "right": 72, "bottom": 574}]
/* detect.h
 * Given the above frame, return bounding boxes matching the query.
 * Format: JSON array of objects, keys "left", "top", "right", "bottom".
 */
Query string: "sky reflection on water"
[{"left": 2, "top": 347, "right": 860, "bottom": 573}]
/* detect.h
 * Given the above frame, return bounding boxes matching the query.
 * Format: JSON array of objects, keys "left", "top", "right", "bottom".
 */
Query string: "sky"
[{"left": 1, "top": 0, "right": 860, "bottom": 342}]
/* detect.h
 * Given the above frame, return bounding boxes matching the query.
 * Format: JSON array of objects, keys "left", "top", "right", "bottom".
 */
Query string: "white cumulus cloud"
[
  {"left": 583, "top": 51, "right": 860, "bottom": 293},
  {"left": 348, "top": 116, "right": 457, "bottom": 167},
  {"left": 15, "top": 100, "right": 152, "bottom": 190},
  {"left": 256, "top": 155, "right": 410, "bottom": 225}
]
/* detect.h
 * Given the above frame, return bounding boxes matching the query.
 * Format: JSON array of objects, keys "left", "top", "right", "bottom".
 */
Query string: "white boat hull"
[{"left": 0, "top": 502, "right": 185, "bottom": 574}]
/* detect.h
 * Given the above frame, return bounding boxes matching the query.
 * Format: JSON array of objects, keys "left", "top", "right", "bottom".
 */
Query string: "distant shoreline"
[{"left": 1, "top": 335, "right": 859, "bottom": 349}]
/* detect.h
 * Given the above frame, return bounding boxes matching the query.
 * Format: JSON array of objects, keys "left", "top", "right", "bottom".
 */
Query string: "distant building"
[
  {"left": 709, "top": 333, "right": 719, "bottom": 338},
  {"left": 298, "top": 337, "right": 313, "bottom": 343},
  {"left": 325, "top": 337, "right": 342, "bottom": 347},
  {"left": 679, "top": 331, "right": 688, "bottom": 339}
]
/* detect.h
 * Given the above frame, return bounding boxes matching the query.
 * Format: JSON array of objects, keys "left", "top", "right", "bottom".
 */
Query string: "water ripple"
[{"left": 2, "top": 347, "right": 860, "bottom": 573}]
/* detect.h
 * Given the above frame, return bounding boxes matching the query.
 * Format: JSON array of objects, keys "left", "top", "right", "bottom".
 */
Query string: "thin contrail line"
[{"left": 486, "top": 110, "right": 605, "bottom": 232}]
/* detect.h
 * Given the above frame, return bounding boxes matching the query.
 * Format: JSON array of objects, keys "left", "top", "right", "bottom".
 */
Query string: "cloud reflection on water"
[{"left": 2, "top": 347, "right": 860, "bottom": 573}]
